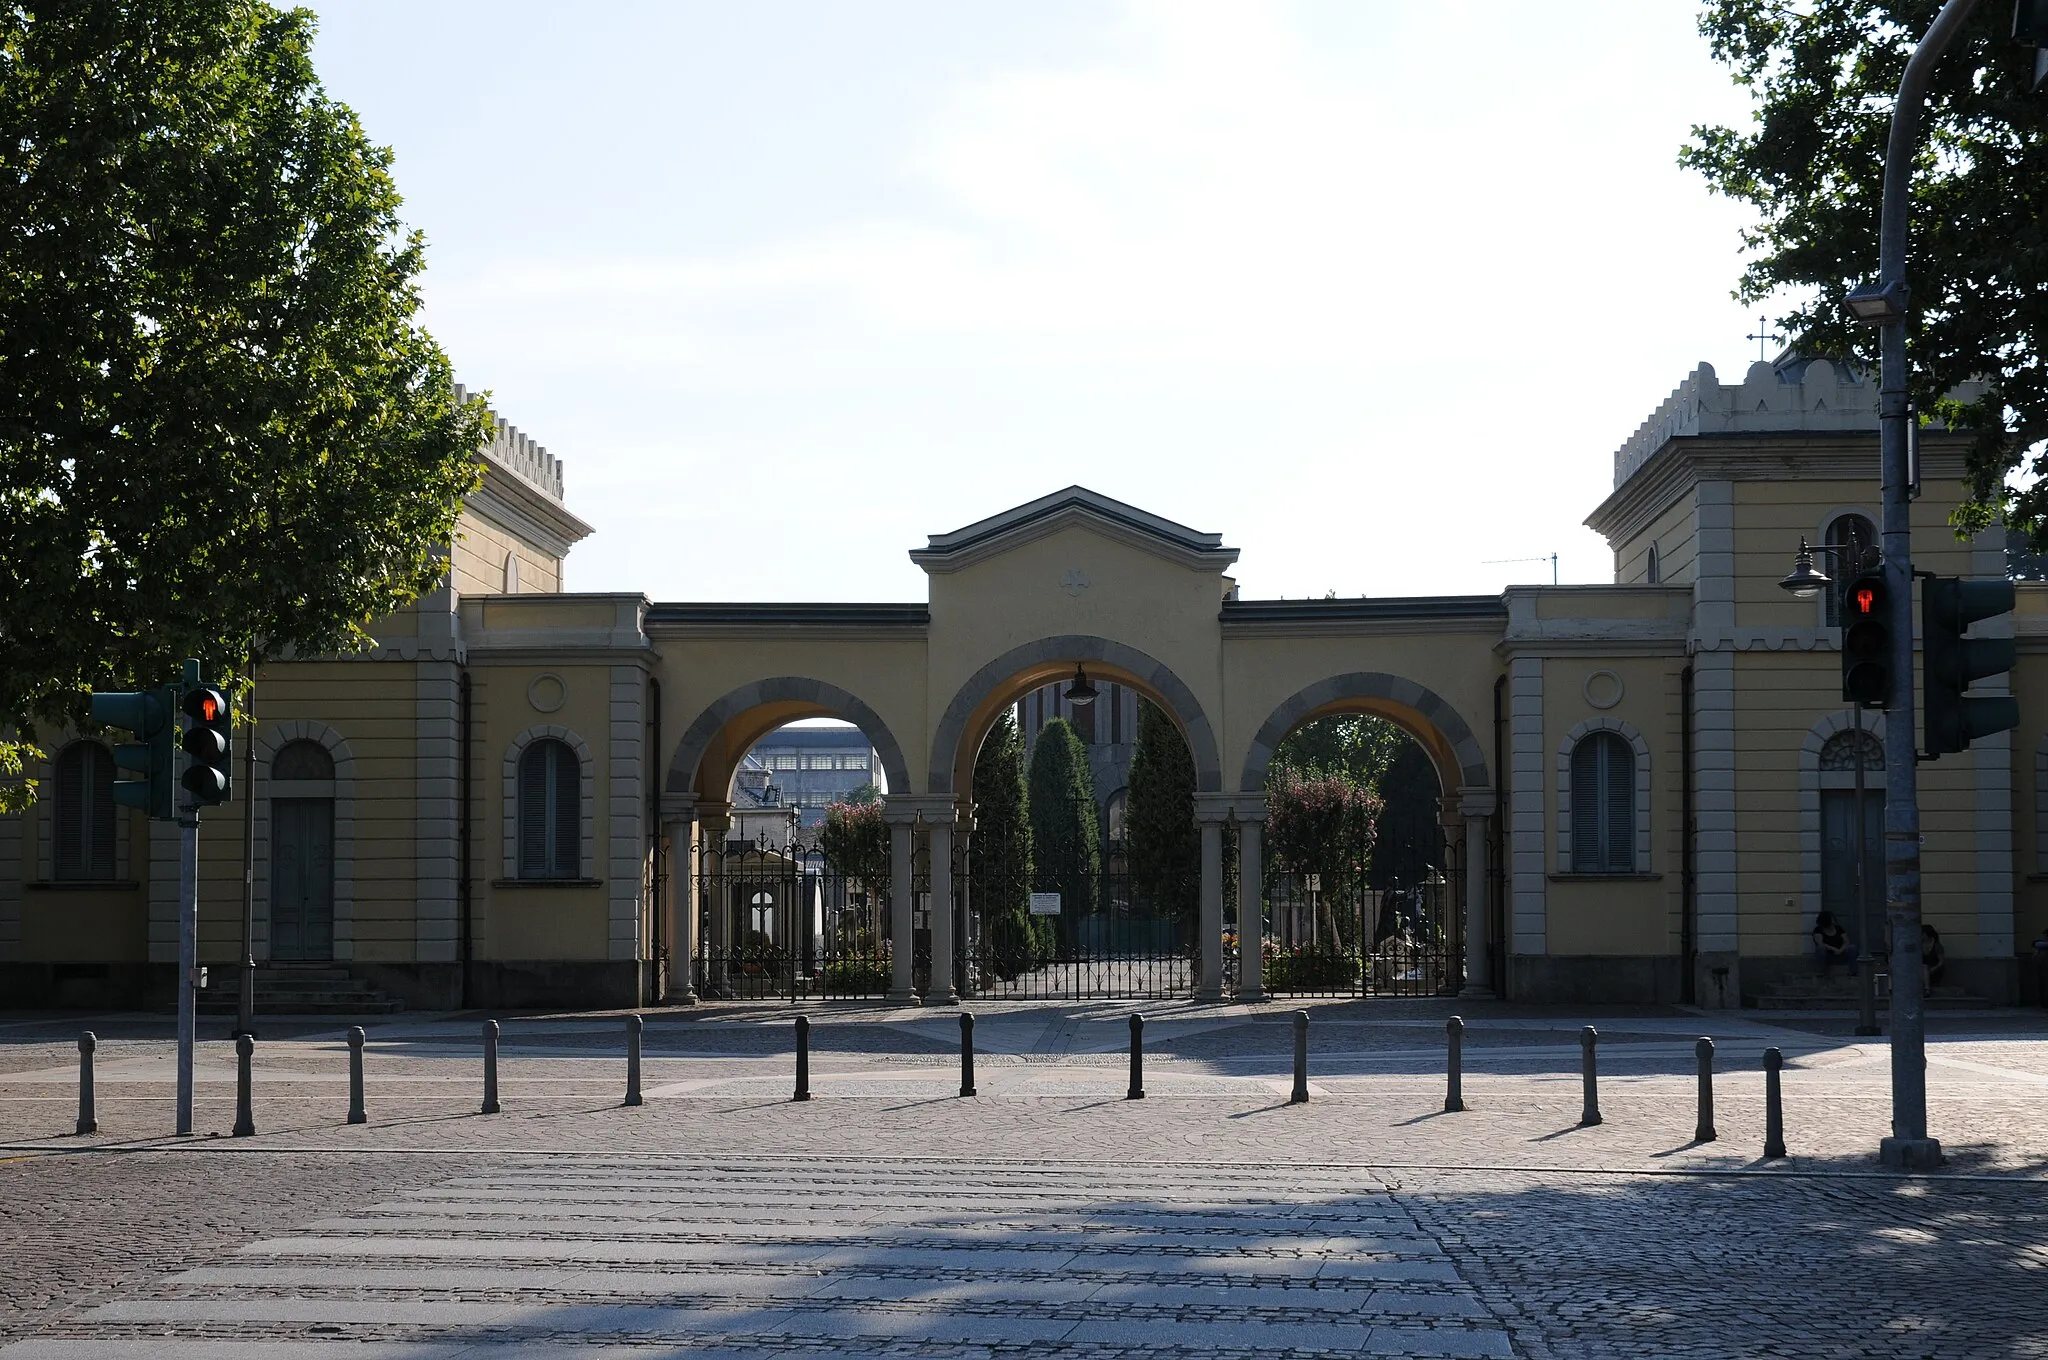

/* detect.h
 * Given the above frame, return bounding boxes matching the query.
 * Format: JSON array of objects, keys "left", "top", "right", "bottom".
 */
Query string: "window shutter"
[
  {"left": 552, "top": 742, "right": 579, "bottom": 877},
  {"left": 55, "top": 746, "right": 85, "bottom": 880},
  {"left": 519, "top": 745, "right": 549, "bottom": 877},
  {"left": 1570, "top": 737, "right": 1600, "bottom": 871},
  {"left": 1603, "top": 735, "right": 1635, "bottom": 872}
]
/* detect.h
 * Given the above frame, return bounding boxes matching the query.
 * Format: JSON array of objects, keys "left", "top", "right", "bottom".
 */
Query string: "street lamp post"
[{"left": 1851, "top": 0, "right": 1988, "bottom": 1170}]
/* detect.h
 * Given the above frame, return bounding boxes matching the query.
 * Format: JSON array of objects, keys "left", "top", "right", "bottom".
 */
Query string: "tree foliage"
[
  {"left": 1027, "top": 716, "right": 1099, "bottom": 934},
  {"left": 1681, "top": 1, "right": 2048, "bottom": 540},
  {"left": 0, "top": 0, "right": 491, "bottom": 808},
  {"left": 819, "top": 798, "right": 889, "bottom": 891},
  {"left": 1271, "top": 714, "right": 1409, "bottom": 791},
  {"left": 969, "top": 711, "right": 1036, "bottom": 976},
  {"left": 1368, "top": 737, "right": 1444, "bottom": 890},
  {"left": 1265, "top": 768, "right": 1382, "bottom": 951},
  {"left": 1125, "top": 698, "right": 1198, "bottom": 921}
]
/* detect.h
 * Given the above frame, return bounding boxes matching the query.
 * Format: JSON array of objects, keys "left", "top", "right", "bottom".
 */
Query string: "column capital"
[
  {"left": 696, "top": 800, "right": 733, "bottom": 832},
  {"left": 658, "top": 792, "right": 698, "bottom": 826},
  {"left": 1193, "top": 791, "right": 1238, "bottom": 824},
  {"left": 1457, "top": 786, "right": 1498, "bottom": 819},
  {"left": 882, "top": 794, "right": 958, "bottom": 826}
]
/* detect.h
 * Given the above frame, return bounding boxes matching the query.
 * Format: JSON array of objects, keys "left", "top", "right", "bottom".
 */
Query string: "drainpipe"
[
  {"left": 1491, "top": 673, "right": 1507, "bottom": 1000},
  {"left": 458, "top": 669, "right": 473, "bottom": 1010},
  {"left": 1680, "top": 664, "right": 1697, "bottom": 1006},
  {"left": 648, "top": 676, "right": 663, "bottom": 1003}
]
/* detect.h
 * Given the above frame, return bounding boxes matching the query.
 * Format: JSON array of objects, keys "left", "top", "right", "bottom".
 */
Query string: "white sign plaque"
[{"left": 1029, "top": 892, "right": 1062, "bottom": 916}]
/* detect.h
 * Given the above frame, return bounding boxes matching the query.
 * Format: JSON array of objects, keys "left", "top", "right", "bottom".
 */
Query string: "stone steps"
[
  {"left": 1749, "top": 979, "right": 1987, "bottom": 1010},
  {"left": 196, "top": 968, "right": 405, "bottom": 1015}
]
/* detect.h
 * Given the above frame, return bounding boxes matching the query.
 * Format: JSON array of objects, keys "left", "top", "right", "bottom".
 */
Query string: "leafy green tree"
[
  {"left": 1028, "top": 716, "right": 1099, "bottom": 947},
  {"left": 820, "top": 798, "right": 889, "bottom": 947},
  {"left": 1125, "top": 699, "right": 1197, "bottom": 922},
  {"left": 1271, "top": 715, "right": 1409, "bottom": 791},
  {"left": 1368, "top": 737, "right": 1444, "bottom": 891},
  {"left": 0, "top": 0, "right": 490, "bottom": 809},
  {"left": 1681, "top": 2, "right": 2048, "bottom": 539},
  {"left": 1266, "top": 769, "right": 1382, "bottom": 952},
  {"left": 969, "top": 711, "right": 1035, "bottom": 977}
]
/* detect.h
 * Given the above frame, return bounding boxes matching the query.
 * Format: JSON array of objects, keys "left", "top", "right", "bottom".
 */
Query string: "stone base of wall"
[
  {"left": 1506, "top": 955, "right": 1686, "bottom": 1005},
  {"left": 465, "top": 960, "right": 644, "bottom": 1011},
  {"left": 0, "top": 962, "right": 156, "bottom": 1010},
  {"left": 1742, "top": 953, "right": 2020, "bottom": 1007}
]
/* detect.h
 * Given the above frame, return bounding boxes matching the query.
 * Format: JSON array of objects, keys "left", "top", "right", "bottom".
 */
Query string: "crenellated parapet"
[{"left": 455, "top": 382, "right": 567, "bottom": 503}]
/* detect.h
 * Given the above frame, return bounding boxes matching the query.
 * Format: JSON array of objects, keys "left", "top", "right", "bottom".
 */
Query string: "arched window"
[
  {"left": 1823, "top": 513, "right": 1877, "bottom": 628},
  {"left": 1646, "top": 543, "right": 1661, "bottom": 585},
  {"left": 1569, "top": 731, "right": 1636, "bottom": 873},
  {"left": 518, "top": 738, "right": 580, "bottom": 878},
  {"left": 272, "top": 739, "right": 334, "bottom": 782},
  {"left": 53, "top": 742, "right": 116, "bottom": 881}
]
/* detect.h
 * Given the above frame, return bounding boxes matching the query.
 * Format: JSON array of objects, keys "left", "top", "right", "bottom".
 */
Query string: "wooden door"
[{"left": 271, "top": 798, "right": 335, "bottom": 961}]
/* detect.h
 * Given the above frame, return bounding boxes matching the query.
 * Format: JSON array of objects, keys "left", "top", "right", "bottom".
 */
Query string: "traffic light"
[
  {"left": 1922, "top": 575, "right": 2021, "bottom": 756},
  {"left": 88, "top": 687, "right": 177, "bottom": 820},
  {"left": 180, "top": 686, "right": 233, "bottom": 805},
  {"left": 1840, "top": 572, "right": 1893, "bottom": 708}
]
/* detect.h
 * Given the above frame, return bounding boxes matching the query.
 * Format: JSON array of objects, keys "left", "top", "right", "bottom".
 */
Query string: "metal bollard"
[
  {"left": 794, "top": 1015, "right": 812, "bottom": 1102},
  {"left": 959, "top": 1012, "right": 976, "bottom": 1097},
  {"left": 232, "top": 1033, "right": 256, "bottom": 1138},
  {"left": 1444, "top": 1016, "right": 1465, "bottom": 1114},
  {"left": 1127, "top": 1014, "right": 1145, "bottom": 1100},
  {"left": 481, "top": 1019, "right": 501, "bottom": 1115},
  {"left": 1290, "top": 1010, "right": 1309, "bottom": 1104},
  {"left": 1578, "top": 1025, "right": 1602, "bottom": 1127},
  {"left": 1763, "top": 1046, "right": 1787, "bottom": 1159},
  {"left": 624, "top": 1013, "right": 644, "bottom": 1107},
  {"left": 1694, "top": 1036, "right": 1717, "bottom": 1142},
  {"left": 346, "top": 1026, "right": 367, "bottom": 1125},
  {"left": 76, "top": 1032, "right": 97, "bottom": 1135}
]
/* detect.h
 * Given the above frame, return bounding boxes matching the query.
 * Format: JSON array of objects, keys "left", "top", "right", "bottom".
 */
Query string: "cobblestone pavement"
[{"left": 2, "top": 999, "right": 2045, "bottom": 1356}]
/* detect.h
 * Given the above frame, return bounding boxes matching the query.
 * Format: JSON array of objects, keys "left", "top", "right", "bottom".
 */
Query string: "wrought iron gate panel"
[
  {"left": 1261, "top": 825, "right": 1462, "bottom": 998},
  {"left": 694, "top": 833, "right": 892, "bottom": 1001}
]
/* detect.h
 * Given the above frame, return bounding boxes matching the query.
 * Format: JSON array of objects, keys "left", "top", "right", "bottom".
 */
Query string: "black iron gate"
[
  {"left": 1260, "top": 826, "right": 1462, "bottom": 998},
  {"left": 695, "top": 833, "right": 892, "bottom": 1001},
  {"left": 957, "top": 802, "right": 1192, "bottom": 1000}
]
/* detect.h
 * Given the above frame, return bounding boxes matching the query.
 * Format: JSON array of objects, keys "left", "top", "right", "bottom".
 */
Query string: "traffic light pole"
[
  {"left": 176, "top": 808, "right": 198, "bottom": 1136},
  {"left": 1874, "top": 0, "right": 1981, "bottom": 1171}
]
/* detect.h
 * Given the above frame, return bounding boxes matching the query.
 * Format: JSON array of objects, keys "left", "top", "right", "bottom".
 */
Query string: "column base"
[
  {"left": 1458, "top": 984, "right": 1496, "bottom": 999},
  {"left": 922, "top": 989, "right": 959, "bottom": 1006},
  {"left": 672, "top": 988, "right": 698, "bottom": 1006},
  {"left": 1879, "top": 1136, "right": 1944, "bottom": 1170},
  {"left": 886, "top": 989, "right": 921, "bottom": 1007},
  {"left": 1236, "top": 986, "right": 1266, "bottom": 1004},
  {"left": 1194, "top": 985, "right": 1225, "bottom": 1003}
]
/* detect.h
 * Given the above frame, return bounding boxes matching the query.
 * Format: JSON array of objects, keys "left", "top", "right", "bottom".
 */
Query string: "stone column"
[
  {"left": 660, "top": 797, "right": 698, "bottom": 1004},
  {"left": 926, "top": 815, "right": 957, "bottom": 1005},
  {"left": 1235, "top": 796, "right": 1267, "bottom": 1003},
  {"left": 699, "top": 802, "right": 732, "bottom": 1000},
  {"left": 883, "top": 801, "right": 919, "bottom": 1005},
  {"left": 1459, "top": 789, "right": 1498, "bottom": 998},
  {"left": 1194, "top": 794, "right": 1233, "bottom": 1003}
]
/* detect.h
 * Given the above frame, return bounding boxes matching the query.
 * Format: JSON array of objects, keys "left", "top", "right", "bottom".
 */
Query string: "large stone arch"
[
  {"left": 928, "top": 635, "right": 1223, "bottom": 795},
  {"left": 1239, "top": 672, "right": 1491, "bottom": 794},
  {"left": 666, "top": 677, "right": 914, "bottom": 798}
]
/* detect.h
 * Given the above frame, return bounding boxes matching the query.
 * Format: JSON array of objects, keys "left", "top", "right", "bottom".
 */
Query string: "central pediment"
[{"left": 911, "top": 486, "right": 1238, "bottom": 575}]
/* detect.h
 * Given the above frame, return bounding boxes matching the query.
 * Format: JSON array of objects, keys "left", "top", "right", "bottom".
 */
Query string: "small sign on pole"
[{"left": 1029, "top": 892, "right": 1061, "bottom": 916}]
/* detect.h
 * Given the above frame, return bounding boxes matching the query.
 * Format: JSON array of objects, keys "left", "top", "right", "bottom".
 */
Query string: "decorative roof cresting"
[
  {"left": 1610, "top": 357, "right": 1888, "bottom": 489},
  {"left": 455, "top": 382, "right": 566, "bottom": 503}
]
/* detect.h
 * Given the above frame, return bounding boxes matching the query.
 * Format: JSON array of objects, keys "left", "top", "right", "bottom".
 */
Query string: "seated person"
[
  {"left": 1922, "top": 923, "right": 1947, "bottom": 989},
  {"left": 1812, "top": 910, "right": 1856, "bottom": 976}
]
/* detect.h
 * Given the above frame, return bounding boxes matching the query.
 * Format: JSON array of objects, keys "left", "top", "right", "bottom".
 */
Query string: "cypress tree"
[
  {"left": 970, "top": 711, "right": 1034, "bottom": 978},
  {"left": 1028, "top": 716, "right": 1099, "bottom": 949},
  {"left": 1369, "top": 736, "right": 1444, "bottom": 892},
  {"left": 1126, "top": 699, "right": 1198, "bottom": 922}
]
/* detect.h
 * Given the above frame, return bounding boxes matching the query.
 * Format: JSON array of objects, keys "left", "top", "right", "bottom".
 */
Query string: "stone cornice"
[
  {"left": 466, "top": 467, "right": 595, "bottom": 561},
  {"left": 1584, "top": 430, "right": 1971, "bottom": 548}
]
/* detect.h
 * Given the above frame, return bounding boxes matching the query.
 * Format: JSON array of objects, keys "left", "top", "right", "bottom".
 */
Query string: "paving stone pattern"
[{"left": 2, "top": 1000, "right": 2045, "bottom": 1356}]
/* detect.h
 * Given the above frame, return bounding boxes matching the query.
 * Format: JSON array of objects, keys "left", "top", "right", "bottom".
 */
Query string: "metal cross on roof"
[{"left": 1746, "top": 316, "right": 1785, "bottom": 363}]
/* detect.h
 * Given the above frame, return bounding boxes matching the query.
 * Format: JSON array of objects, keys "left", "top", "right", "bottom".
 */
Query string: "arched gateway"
[
  {"left": 26, "top": 358, "right": 2025, "bottom": 1012},
  {"left": 652, "top": 488, "right": 1499, "bottom": 1006}
]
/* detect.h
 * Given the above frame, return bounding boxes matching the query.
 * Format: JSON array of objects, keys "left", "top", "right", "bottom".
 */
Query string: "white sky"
[{"left": 303, "top": 1, "right": 1771, "bottom": 602}]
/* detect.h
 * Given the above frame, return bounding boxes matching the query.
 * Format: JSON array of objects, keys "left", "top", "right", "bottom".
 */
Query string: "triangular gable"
[{"left": 910, "top": 486, "right": 1238, "bottom": 575}]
